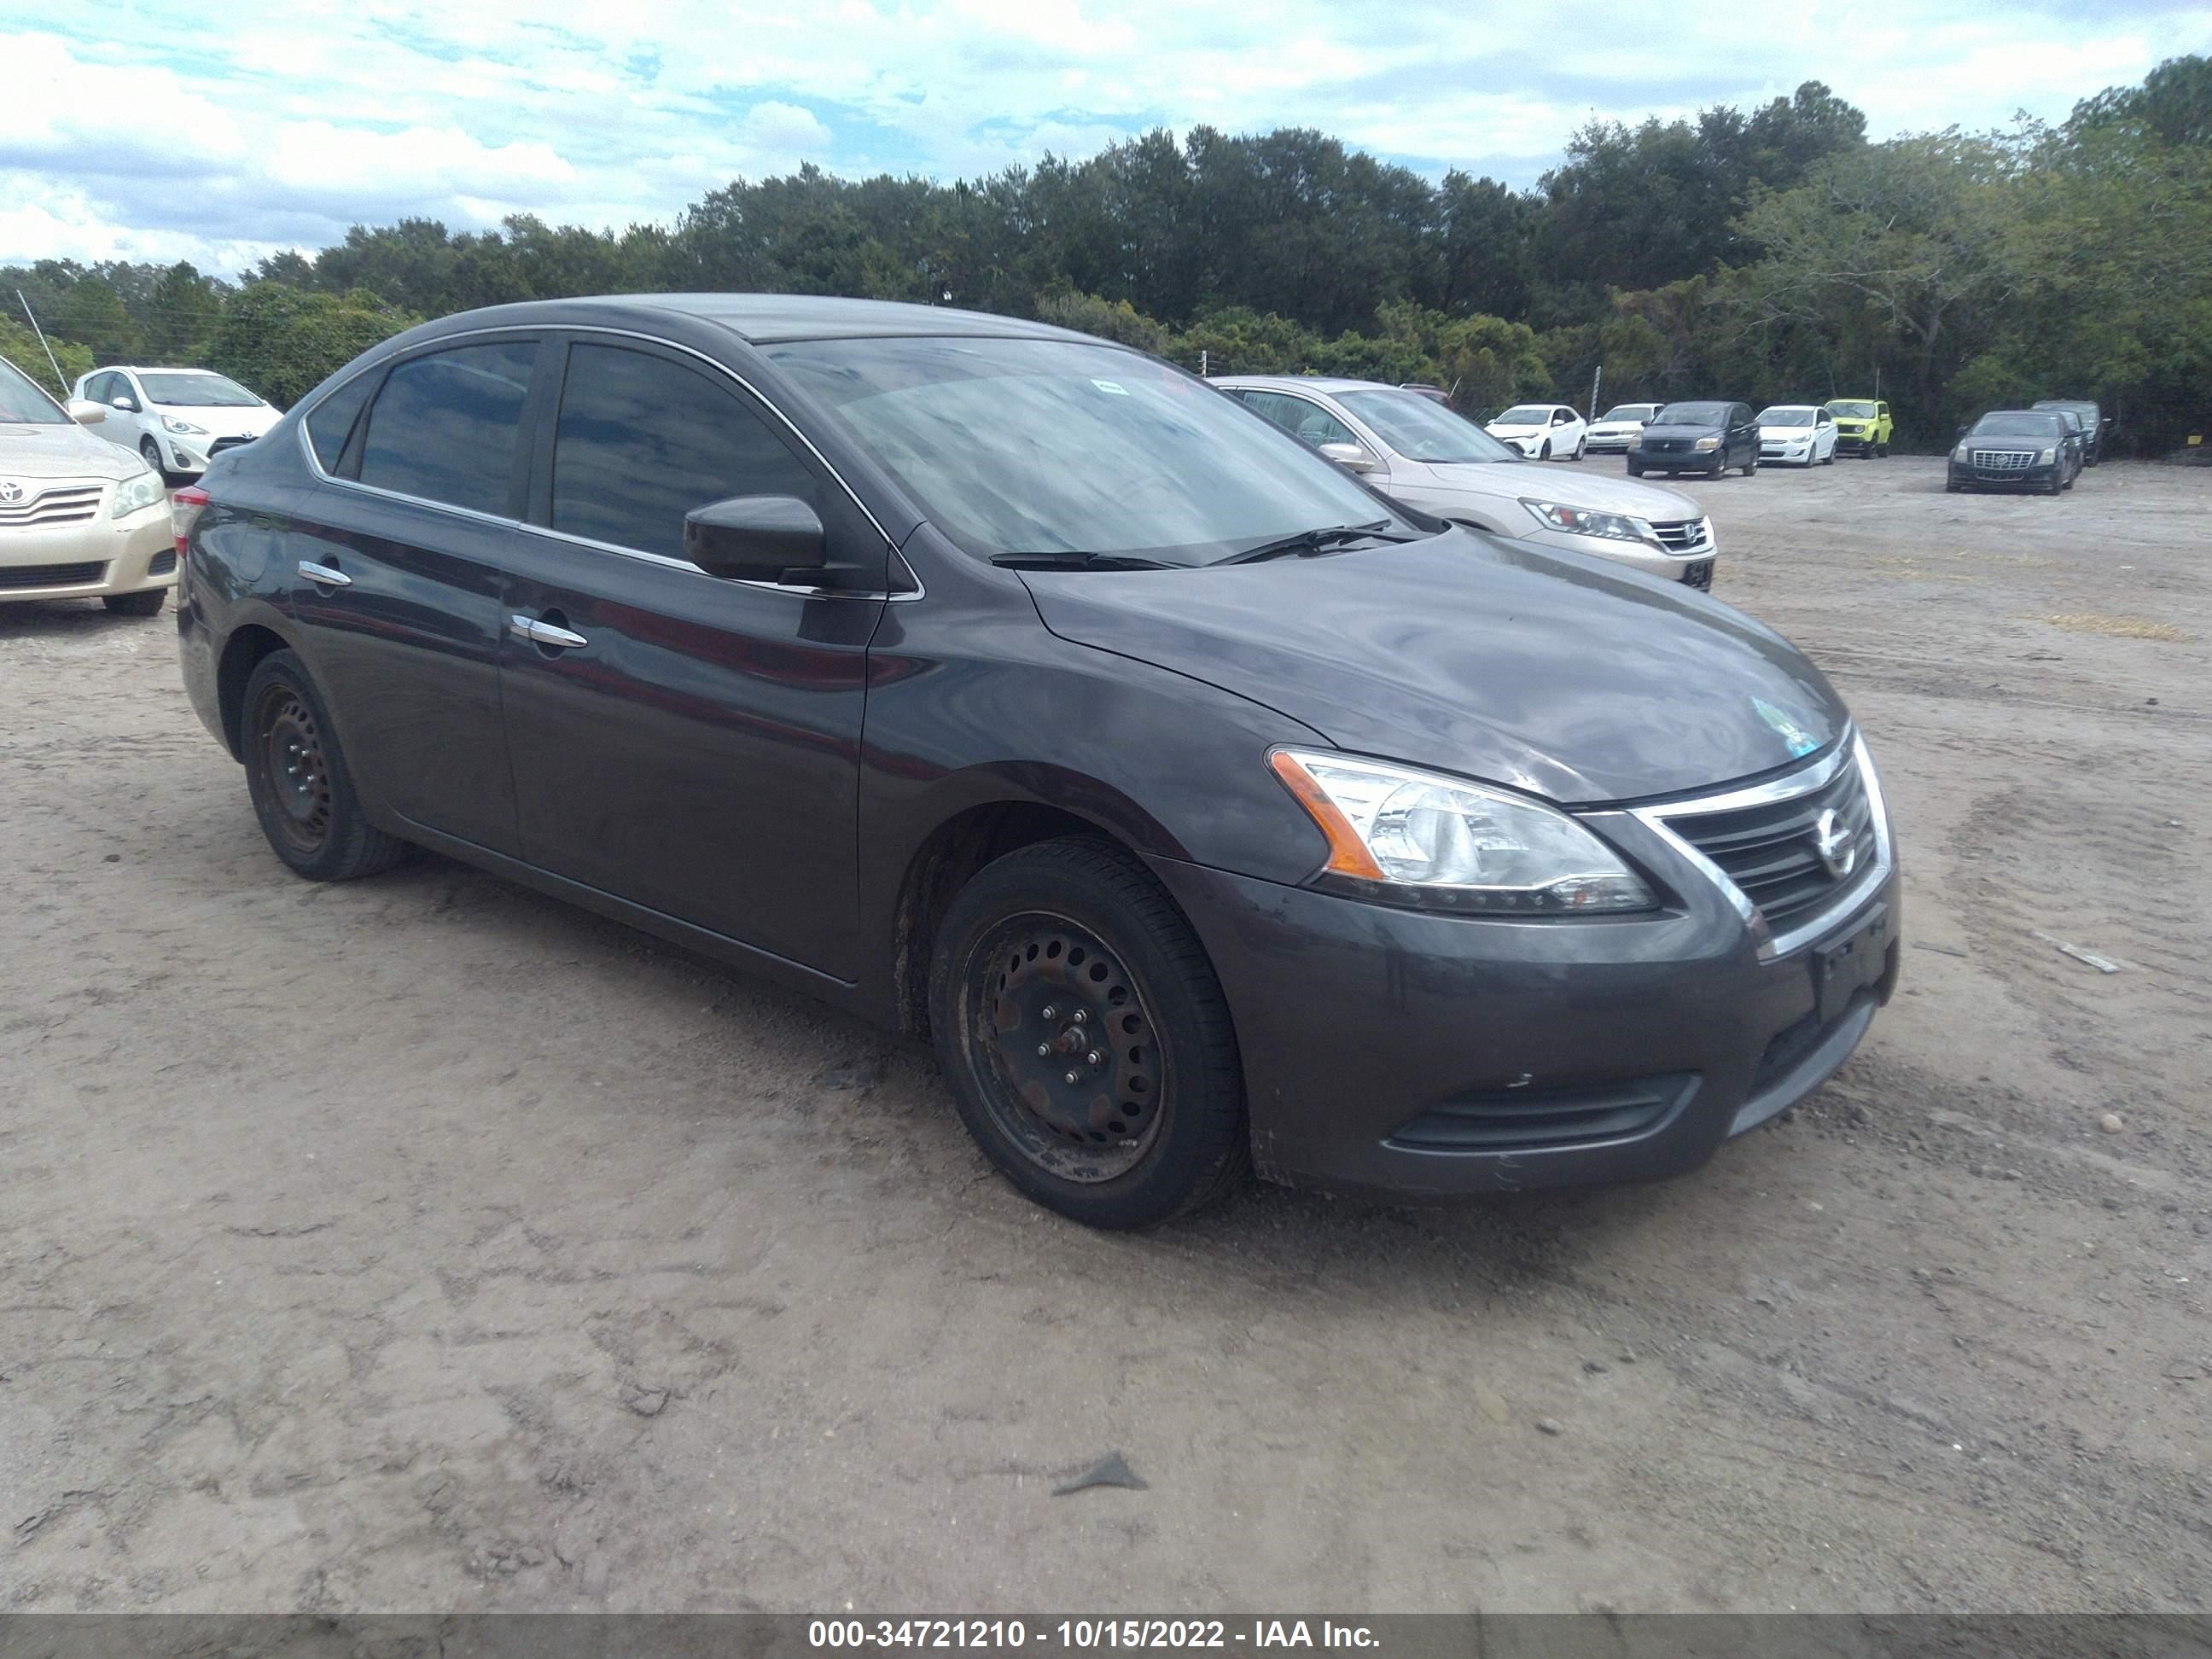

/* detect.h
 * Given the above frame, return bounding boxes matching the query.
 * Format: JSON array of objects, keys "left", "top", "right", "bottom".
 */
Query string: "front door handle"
[
  {"left": 509, "top": 614, "right": 589, "bottom": 650},
  {"left": 298, "top": 561, "right": 351, "bottom": 587}
]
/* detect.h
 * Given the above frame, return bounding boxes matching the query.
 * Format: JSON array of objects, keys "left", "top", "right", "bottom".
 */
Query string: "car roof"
[
  {"left": 401, "top": 294, "right": 1097, "bottom": 347},
  {"left": 1210, "top": 374, "right": 1397, "bottom": 393},
  {"left": 94, "top": 365, "right": 230, "bottom": 375}
]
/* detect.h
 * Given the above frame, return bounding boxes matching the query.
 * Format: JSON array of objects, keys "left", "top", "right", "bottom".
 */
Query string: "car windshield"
[
  {"left": 1493, "top": 405, "right": 1550, "bottom": 424},
  {"left": 1340, "top": 389, "right": 1520, "bottom": 464},
  {"left": 1829, "top": 401, "right": 1877, "bottom": 417},
  {"left": 1598, "top": 405, "right": 1656, "bottom": 422},
  {"left": 1970, "top": 412, "right": 2063, "bottom": 437},
  {"left": 765, "top": 336, "right": 1420, "bottom": 568},
  {"left": 138, "top": 372, "right": 263, "bottom": 407},
  {"left": 0, "top": 358, "right": 67, "bottom": 424},
  {"left": 1656, "top": 402, "right": 1730, "bottom": 425},
  {"left": 1758, "top": 407, "right": 1816, "bottom": 427}
]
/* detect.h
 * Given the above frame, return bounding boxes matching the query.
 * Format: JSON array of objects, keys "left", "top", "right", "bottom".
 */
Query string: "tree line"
[{"left": 5, "top": 55, "right": 2206, "bottom": 452}]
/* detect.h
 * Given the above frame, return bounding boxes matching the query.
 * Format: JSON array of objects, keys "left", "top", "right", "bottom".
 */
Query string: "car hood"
[
  {"left": 1484, "top": 423, "right": 1545, "bottom": 437},
  {"left": 1588, "top": 420, "right": 1645, "bottom": 433},
  {"left": 0, "top": 421, "right": 150, "bottom": 481},
  {"left": 1760, "top": 425, "right": 1816, "bottom": 439},
  {"left": 156, "top": 404, "right": 275, "bottom": 436},
  {"left": 1022, "top": 528, "right": 1847, "bottom": 805},
  {"left": 1638, "top": 422, "right": 1726, "bottom": 443},
  {"left": 1412, "top": 460, "right": 1705, "bottom": 523}
]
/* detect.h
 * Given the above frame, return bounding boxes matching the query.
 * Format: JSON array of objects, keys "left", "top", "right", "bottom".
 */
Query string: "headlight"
[
  {"left": 110, "top": 468, "right": 165, "bottom": 518},
  {"left": 161, "top": 415, "right": 207, "bottom": 435},
  {"left": 1268, "top": 749, "right": 1657, "bottom": 914},
  {"left": 2039, "top": 447, "right": 2057, "bottom": 463},
  {"left": 1692, "top": 436, "right": 1720, "bottom": 451},
  {"left": 1520, "top": 498, "right": 1655, "bottom": 544},
  {"left": 1953, "top": 444, "right": 1971, "bottom": 461}
]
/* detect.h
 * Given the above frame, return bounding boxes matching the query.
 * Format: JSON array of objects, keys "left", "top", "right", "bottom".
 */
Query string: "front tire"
[
  {"left": 139, "top": 437, "right": 166, "bottom": 478},
  {"left": 1539, "top": 439, "right": 1552, "bottom": 460},
  {"left": 1627, "top": 462, "right": 1644, "bottom": 477},
  {"left": 102, "top": 589, "right": 166, "bottom": 617},
  {"left": 929, "top": 836, "right": 1247, "bottom": 1230},
  {"left": 241, "top": 650, "right": 409, "bottom": 882}
]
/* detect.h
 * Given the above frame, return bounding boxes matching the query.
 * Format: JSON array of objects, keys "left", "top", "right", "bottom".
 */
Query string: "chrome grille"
[
  {"left": 1653, "top": 745, "right": 1884, "bottom": 944},
  {"left": 1650, "top": 517, "right": 1712, "bottom": 553},
  {"left": 1970, "top": 449, "right": 2034, "bottom": 472},
  {"left": 0, "top": 483, "right": 103, "bottom": 528}
]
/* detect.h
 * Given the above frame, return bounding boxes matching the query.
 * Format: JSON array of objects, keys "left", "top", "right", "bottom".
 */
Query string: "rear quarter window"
[{"left": 305, "top": 373, "right": 378, "bottom": 474}]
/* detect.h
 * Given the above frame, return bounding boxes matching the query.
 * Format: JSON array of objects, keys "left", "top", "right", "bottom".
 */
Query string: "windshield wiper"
[
  {"left": 1219, "top": 521, "right": 1401, "bottom": 566},
  {"left": 991, "top": 551, "right": 1177, "bottom": 572}
]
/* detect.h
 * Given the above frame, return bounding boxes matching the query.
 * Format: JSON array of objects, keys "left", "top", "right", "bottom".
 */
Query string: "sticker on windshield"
[
  {"left": 1090, "top": 379, "right": 1130, "bottom": 396},
  {"left": 1752, "top": 696, "right": 1821, "bottom": 757}
]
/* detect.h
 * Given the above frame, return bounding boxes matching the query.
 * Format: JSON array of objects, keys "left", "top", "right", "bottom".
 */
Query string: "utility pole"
[
  {"left": 1200, "top": 348, "right": 1208, "bottom": 378},
  {"left": 1588, "top": 364, "right": 1603, "bottom": 420},
  {"left": 15, "top": 289, "right": 68, "bottom": 397}
]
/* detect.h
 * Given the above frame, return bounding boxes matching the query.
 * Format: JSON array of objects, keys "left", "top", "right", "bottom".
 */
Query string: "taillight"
[{"left": 170, "top": 485, "right": 210, "bottom": 563}]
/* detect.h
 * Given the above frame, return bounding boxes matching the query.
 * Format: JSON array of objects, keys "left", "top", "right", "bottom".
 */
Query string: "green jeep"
[{"left": 1825, "top": 399, "right": 1893, "bottom": 457}]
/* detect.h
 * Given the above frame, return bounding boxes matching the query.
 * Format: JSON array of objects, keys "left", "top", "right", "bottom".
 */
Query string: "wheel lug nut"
[
  {"left": 1073, "top": 1010, "right": 1087, "bottom": 1024},
  {"left": 1086, "top": 1050, "right": 1102, "bottom": 1066},
  {"left": 1036, "top": 1043, "right": 1051, "bottom": 1057},
  {"left": 1063, "top": 1070, "right": 1079, "bottom": 1085},
  {"left": 1040, "top": 1004, "right": 1057, "bottom": 1020}
]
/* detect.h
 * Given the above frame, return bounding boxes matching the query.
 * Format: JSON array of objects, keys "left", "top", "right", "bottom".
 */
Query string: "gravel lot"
[{"left": 2, "top": 457, "right": 2208, "bottom": 1615}]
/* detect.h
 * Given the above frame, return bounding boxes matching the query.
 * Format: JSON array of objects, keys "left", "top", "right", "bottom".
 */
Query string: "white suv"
[
  {"left": 73, "top": 366, "right": 279, "bottom": 477},
  {"left": 1218, "top": 375, "right": 1717, "bottom": 589}
]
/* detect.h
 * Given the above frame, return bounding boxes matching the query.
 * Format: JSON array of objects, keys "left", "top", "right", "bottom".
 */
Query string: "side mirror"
[
  {"left": 111, "top": 396, "right": 139, "bottom": 413},
  {"left": 684, "top": 495, "right": 825, "bottom": 583},
  {"left": 1318, "top": 440, "right": 1377, "bottom": 474},
  {"left": 67, "top": 399, "right": 108, "bottom": 426}
]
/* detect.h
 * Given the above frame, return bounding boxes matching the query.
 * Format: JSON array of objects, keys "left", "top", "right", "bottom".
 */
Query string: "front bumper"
[
  {"left": 1586, "top": 430, "right": 1639, "bottom": 451},
  {"left": 1146, "top": 808, "right": 1900, "bottom": 1200},
  {"left": 0, "top": 499, "right": 175, "bottom": 601},
  {"left": 1948, "top": 458, "right": 2063, "bottom": 491},
  {"left": 1833, "top": 429, "right": 1882, "bottom": 452},
  {"left": 1511, "top": 525, "right": 1717, "bottom": 585},
  {"left": 1761, "top": 440, "right": 1816, "bottom": 463},
  {"left": 1629, "top": 446, "right": 1721, "bottom": 472}
]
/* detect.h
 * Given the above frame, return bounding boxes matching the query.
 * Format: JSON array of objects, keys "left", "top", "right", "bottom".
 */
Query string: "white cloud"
[{"left": 4, "top": 3, "right": 2209, "bottom": 272}]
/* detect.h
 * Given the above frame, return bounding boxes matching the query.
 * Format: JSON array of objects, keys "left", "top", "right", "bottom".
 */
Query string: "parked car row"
[{"left": 169, "top": 296, "right": 1902, "bottom": 1225}]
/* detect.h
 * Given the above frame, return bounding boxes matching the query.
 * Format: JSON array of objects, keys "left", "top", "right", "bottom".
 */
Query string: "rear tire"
[
  {"left": 102, "top": 589, "right": 166, "bottom": 617},
  {"left": 928, "top": 836, "right": 1247, "bottom": 1230},
  {"left": 1743, "top": 453, "right": 1759, "bottom": 477},
  {"left": 241, "top": 649, "right": 409, "bottom": 882}
]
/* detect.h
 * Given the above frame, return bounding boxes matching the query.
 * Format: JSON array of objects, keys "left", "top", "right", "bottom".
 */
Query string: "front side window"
[
  {"left": 765, "top": 336, "right": 1415, "bottom": 568},
  {"left": 0, "top": 358, "right": 67, "bottom": 424},
  {"left": 1339, "top": 389, "right": 1520, "bottom": 464},
  {"left": 1231, "top": 390, "right": 1357, "bottom": 449},
  {"left": 550, "top": 343, "right": 818, "bottom": 560},
  {"left": 139, "top": 372, "right": 263, "bottom": 407},
  {"left": 358, "top": 341, "right": 537, "bottom": 517}
]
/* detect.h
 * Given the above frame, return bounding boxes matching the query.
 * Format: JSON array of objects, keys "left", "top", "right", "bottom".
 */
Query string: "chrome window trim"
[
  {"left": 292, "top": 322, "right": 913, "bottom": 600},
  {"left": 1627, "top": 731, "right": 1894, "bottom": 960}
]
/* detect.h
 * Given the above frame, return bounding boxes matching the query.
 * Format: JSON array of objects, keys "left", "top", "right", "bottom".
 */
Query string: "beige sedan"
[{"left": 2, "top": 357, "right": 176, "bottom": 616}]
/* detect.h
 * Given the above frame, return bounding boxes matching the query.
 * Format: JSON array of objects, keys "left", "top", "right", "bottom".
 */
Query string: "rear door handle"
[
  {"left": 298, "top": 561, "right": 351, "bottom": 587},
  {"left": 509, "top": 614, "right": 589, "bottom": 650}
]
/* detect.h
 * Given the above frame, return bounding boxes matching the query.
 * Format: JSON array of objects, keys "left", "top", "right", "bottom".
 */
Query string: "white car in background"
[
  {"left": 0, "top": 356, "right": 177, "bottom": 615},
  {"left": 1483, "top": 402, "right": 1587, "bottom": 461},
  {"left": 1218, "top": 375, "right": 1717, "bottom": 589},
  {"left": 1756, "top": 405, "right": 1839, "bottom": 467},
  {"left": 71, "top": 365, "right": 279, "bottom": 478},
  {"left": 1585, "top": 402, "right": 1662, "bottom": 453}
]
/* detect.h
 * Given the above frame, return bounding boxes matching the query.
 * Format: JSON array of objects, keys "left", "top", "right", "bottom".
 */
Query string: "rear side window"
[
  {"left": 1231, "top": 389, "right": 1356, "bottom": 449},
  {"left": 549, "top": 343, "right": 817, "bottom": 560},
  {"left": 358, "top": 341, "right": 537, "bottom": 516},
  {"left": 306, "top": 373, "right": 377, "bottom": 473}
]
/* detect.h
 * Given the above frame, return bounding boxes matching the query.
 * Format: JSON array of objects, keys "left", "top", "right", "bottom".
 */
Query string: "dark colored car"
[
  {"left": 2033, "top": 399, "right": 2107, "bottom": 465},
  {"left": 1628, "top": 401, "right": 1761, "bottom": 479},
  {"left": 175, "top": 295, "right": 1901, "bottom": 1230},
  {"left": 1947, "top": 410, "right": 2076, "bottom": 494}
]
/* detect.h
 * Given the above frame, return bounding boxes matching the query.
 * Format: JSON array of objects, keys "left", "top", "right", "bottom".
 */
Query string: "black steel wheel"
[
  {"left": 241, "top": 649, "right": 408, "bottom": 881},
  {"left": 930, "top": 836, "right": 1246, "bottom": 1228}
]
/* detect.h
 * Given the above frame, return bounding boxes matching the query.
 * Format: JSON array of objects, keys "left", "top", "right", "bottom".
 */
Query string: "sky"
[{"left": 4, "top": 0, "right": 2209, "bottom": 276}]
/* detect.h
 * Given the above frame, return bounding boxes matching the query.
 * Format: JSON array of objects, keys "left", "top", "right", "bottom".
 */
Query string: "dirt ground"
[{"left": 2, "top": 457, "right": 2208, "bottom": 1616}]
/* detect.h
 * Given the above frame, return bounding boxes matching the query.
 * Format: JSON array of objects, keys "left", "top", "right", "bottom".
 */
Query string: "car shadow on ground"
[{"left": 0, "top": 596, "right": 172, "bottom": 637}]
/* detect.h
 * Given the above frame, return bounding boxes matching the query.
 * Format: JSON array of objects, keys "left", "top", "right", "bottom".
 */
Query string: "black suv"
[
  {"left": 1628, "top": 401, "right": 1761, "bottom": 479},
  {"left": 173, "top": 296, "right": 1899, "bottom": 1228},
  {"left": 2033, "top": 399, "right": 2108, "bottom": 465}
]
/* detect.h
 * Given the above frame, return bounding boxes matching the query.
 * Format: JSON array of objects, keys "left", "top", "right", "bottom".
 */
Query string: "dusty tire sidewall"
[
  {"left": 241, "top": 651, "right": 367, "bottom": 881},
  {"left": 929, "top": 846, "right": 1241, "bottom": 1228}
]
